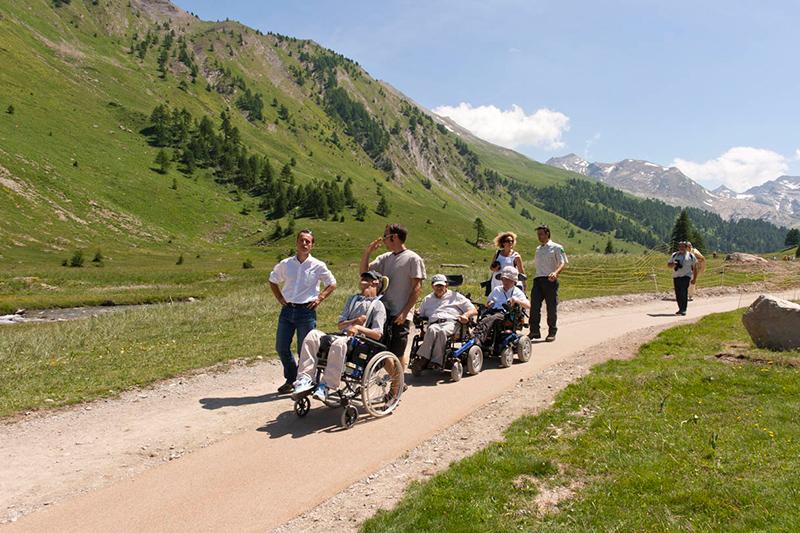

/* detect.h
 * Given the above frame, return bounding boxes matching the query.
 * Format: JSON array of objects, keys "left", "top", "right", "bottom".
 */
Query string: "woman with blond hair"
[{"left": 488, "top": 231, "right": 526, "bottom": 292}]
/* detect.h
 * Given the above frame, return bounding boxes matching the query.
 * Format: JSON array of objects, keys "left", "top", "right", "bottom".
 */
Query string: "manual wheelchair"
[
  {"left": 474, "top": 302, "right": 532, "bottom": 368},
  {"left": 292, "top": 334, "right": 404, "bottom": 429}
]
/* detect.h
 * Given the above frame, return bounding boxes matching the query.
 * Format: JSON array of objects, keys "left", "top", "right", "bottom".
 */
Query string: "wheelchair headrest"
[
  {"left": 494, "top": 271, "right": 528, "bottom": 282},
  {"left": 445, "top": 274, "right": 464, "bottom": 287}
]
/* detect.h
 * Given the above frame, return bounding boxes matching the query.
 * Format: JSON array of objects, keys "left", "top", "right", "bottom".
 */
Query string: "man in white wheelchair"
[
  {"left": 410, "top": 274, "right": 477, "bottom": 374},
  {"left": 292, "top": 270, "right": 387, "bottom": 402}
]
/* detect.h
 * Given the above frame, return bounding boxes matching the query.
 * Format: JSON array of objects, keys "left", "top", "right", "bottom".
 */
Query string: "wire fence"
[{"left": 447, "top": 244, "right": 799, "bottom": 302}]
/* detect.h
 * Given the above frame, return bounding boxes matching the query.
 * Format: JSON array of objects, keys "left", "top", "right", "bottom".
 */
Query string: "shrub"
[
  {"left": 69, "top": 250, "right": 84, "bottom": 267},
  {"left": 176, "top": 254, "right": 184, "bottom": 265},
  {"left": 92, "top": 250, "right": 103, "bottom": 265},
  {"left": 242, "top": 258, "right": 254, "bottom": 269}
]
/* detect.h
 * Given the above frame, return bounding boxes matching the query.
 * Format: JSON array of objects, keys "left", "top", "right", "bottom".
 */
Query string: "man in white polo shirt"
[
  {"left": 411, "top": 274, "right": 477, "bottom": 372},
  {"left": 530, "top": 225, "right": 568, "bottom": 342},
  {"left": 269, "top": 229, "right": 337, "bottom": 394}
]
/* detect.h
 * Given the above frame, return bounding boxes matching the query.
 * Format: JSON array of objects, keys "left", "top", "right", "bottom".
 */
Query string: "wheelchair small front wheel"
[
  {"left": 450, "top": 361, "right": 463, "bottom": 382},
  {"left": 499, "top": 346, "right": 514, "bottom": 368},
  {"left": 294, "top": 396, "right": 311, "bottom": 417},
  {"left": 341, "top": 405, "right": 359, "bottom": 429},
  {"left": 515, "top": 336, "right": 532, "bottom": 363},
  {"left": 465, "top": 345, "right": 483, "bottom": 375}
]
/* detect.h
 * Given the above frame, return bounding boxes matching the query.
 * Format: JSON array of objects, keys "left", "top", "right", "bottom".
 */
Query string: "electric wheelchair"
[
  {"left": 408, "top": 275, "right": 483, "bottom": 382},
  {"left": 473, "top": 301, "right": 532, "bottom": 368}
]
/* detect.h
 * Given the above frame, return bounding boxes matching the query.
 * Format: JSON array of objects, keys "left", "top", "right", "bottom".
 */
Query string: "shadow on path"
[
  {"left": 199, "top": 392, "right": 284, "bottom": 410},
  {"left": 647, "top": 313, "right": 682, "bottom": 318}
]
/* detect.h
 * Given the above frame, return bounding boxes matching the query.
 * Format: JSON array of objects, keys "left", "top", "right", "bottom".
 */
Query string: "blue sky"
[{"left": 174, "top": 0, "right": 800, "bottom": 191}]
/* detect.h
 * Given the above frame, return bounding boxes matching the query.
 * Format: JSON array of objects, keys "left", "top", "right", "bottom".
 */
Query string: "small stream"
[{"left": 0, "top": 304, "right": 153, "bottom": 325}]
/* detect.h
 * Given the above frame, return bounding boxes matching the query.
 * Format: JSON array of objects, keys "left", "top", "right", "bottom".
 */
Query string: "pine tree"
[
  {"left": 355, "top": 202, "right": 367, "bottom": 221},
  {"left": 670, "top": 209, "right": 693, "bottom": 252},
  {"left": 280, "top": 163, "right": 292, "bottom": 181},
  {"left": 343, "top": 177, "right": 354, "bottom": 207},
  {"left": 6, "top": 104, "right": 13, "bottom": 115},
  {"left": 796, "top": 244, "right": 800, "bottom": 258},
  {"left": 604, "top": 239, "right": 615, "bottom": 254},
  {"left": 375, "top": 194, "right": 391, "bottom": 217},
  {"left": 473, "top": 217, "right": 487, "bottom": 245},
  {"left": 155, "top": 149, "right": 170, "bottom": 174},
  {"left": 785, "top": 228, "right": 800, "bottom": 247}
]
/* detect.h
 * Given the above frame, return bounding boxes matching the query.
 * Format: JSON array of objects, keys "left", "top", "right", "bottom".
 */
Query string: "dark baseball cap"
[{"left": 361, "top": 270, "right": 382, "bottom": 281}]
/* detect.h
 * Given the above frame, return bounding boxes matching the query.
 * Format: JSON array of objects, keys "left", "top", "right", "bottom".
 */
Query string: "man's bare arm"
[
  {"left": 269, "top": 282, "right": 286, "bottom": 306},
  {"left": 394, "top": 278, "right": 422, "bottom": 325}
]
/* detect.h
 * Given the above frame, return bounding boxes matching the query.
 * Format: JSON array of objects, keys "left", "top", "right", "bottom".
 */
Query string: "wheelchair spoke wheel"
[
  {"left": 340, "top": 405, "right": 359, "bottom": 429},
  {"left": 450, "top": 360, "right": 463, "bottom": 382},
  {"left": 361, "top": 351, "right": 404, "bottom": 418},
  {"left": 515, "top": 335, "right": 532, "bottom": 363},
  {"left": 499, "top": 346, "right": 514, "bottom": 368},
  {"left": 294, "top": 396, "right": 310, "bottom": 417},
  {"left": 465, "top": 345, "right": 483, "bottom": 375}
]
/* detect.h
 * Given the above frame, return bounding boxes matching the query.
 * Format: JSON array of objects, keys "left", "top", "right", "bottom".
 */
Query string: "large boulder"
[
  {"left": 742, "top": 295, "right": 800, "bottom": 351},
  {"left": 725, "top": 252, "right": 767, "bottom": 264}
]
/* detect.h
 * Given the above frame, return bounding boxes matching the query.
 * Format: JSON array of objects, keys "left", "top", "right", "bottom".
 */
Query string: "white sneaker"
[
  {"left": 293, "top": 376, "right": 314, "bottom": 395},
  {"left": 312, "top": 383, "right": 328, "bottom": 402}
]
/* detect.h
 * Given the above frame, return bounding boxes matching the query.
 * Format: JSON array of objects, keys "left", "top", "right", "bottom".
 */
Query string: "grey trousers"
[{"left": 417, "top": 321, "right": 457, "bottom": 365}]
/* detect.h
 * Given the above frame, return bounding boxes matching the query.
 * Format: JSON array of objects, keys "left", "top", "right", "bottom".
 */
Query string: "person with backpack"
[{"left": 668, "top": 241, "right": 697, "bottom": 315}]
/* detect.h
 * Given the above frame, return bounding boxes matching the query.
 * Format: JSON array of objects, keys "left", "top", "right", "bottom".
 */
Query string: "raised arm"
[{"left": 360, "top": 239, "right": 382, "bottom": 274}]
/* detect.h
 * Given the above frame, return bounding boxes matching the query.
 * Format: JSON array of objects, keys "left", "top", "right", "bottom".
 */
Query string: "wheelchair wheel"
[
  {"left": 410, "top": 356, "right": 423, "bottom": 377},
  {"left": 294, "top": 396, "right": 310, "bottom": 417},
  {"left": 341, "top": 405, "right": 358, "bottom": 429},
  {"left": 515, "top": 336, "right": 532, "bottom": 363},
  {"left": 465, "top": 345, "right": 483, "bottom": 375},
  {"left": 450, "top": 361, "right": 463, "bottom": 382},
  {"left": 361, "top": 351, "right": 404, "bottom": 418},
  {"left": 498, "top": 346, "right": 514, "bottom": 368}
]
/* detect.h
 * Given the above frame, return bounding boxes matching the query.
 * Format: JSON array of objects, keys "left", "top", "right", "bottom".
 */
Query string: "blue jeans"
[{"left": 275, "top": 305, "right": 317, "bottom": 383}]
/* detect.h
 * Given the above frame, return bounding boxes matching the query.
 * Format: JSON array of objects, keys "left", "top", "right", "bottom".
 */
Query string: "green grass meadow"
[
  {"left": 361, "top": 309, "right": 800, "bottom": 532},
  {"left": 0, "top": 250, "right": 787, "bottom": 419}
]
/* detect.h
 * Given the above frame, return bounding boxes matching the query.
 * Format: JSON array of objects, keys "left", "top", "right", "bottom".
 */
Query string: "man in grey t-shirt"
[{"left": 360, "top": 223, "right": 426, "bottom": 368}]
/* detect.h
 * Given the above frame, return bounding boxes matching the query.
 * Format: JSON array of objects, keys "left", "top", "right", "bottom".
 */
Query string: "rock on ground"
[
  {"left": 742, "top": 294, "right": 800, "bottom": 351},
  {"left": 726, "top": 252, "right": 768, "bottom": 264}
]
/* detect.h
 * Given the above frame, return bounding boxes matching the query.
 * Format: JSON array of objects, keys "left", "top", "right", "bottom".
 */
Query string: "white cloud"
[
  {"left": 795, "top": 148, "right": 800, "bottom": 160},
  {"left": 432, "top": 102, "right": 570, "bottom": 151},
  {"left": 673, "top": 147, "right": 789, "bottom": 192}
]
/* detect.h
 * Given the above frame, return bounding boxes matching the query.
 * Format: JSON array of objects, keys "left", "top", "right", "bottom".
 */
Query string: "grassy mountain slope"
[{"left": 0, "top": 0, "right": 643, "bottom": 274}]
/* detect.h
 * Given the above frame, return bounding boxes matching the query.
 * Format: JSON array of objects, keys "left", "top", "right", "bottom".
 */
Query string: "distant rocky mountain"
[{"left": 546, "top": 154, "right": 799, "bottom": 227}]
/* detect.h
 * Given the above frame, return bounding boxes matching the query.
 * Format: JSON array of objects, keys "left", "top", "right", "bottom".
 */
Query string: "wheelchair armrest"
[
  {"left": 354, "top": 335, "right": 388, "bottom": 353},
  {"left": 413, "top": 314, "right": 428, "bottom": 328}
]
